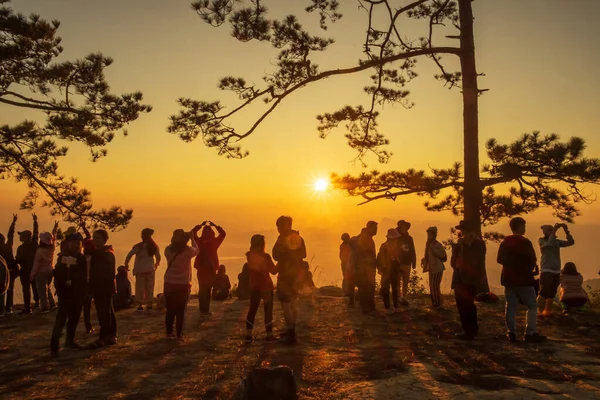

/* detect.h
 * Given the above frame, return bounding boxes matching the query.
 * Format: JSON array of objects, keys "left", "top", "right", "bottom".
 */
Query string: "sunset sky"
[{"left": 2, "top": 0, "right": 600, "bottom": 289}]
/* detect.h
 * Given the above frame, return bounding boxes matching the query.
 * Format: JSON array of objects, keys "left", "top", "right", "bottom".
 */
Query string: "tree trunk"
[{"left": 458, "top": 0, "right": 482, "bottom": 232}]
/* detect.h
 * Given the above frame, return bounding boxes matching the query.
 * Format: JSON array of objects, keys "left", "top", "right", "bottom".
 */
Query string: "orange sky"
[{"left": 2, "top": 0, "right": 600, "bottom": 287}]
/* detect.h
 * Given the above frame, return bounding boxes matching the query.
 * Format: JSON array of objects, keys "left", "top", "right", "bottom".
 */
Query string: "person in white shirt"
[{"left": 125, "top": 228, "right": 161, "bottom": 312}]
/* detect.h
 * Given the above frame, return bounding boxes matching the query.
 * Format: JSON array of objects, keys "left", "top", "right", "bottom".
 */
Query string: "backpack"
[{"left": 235, "top": 366, "right": 297, "bottom": 400}]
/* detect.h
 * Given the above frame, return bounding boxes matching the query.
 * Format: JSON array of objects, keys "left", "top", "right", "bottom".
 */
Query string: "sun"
[{"left": 314, "top": 178, "right": 329, "bottom": 192}]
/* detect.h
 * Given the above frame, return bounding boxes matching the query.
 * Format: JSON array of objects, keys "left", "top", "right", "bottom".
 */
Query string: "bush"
[{"left": 408, "top": 269, "right": 427, "bottom": 295}]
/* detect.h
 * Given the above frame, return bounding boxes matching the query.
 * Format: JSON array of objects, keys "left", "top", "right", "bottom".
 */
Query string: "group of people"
[{"left": 0, "top": 212, "right": 592, "bottom": 353}]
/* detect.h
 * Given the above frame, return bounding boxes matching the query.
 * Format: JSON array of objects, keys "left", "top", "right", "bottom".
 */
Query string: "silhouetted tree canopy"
[
  {"left": 172, "top": 0, "right": 600, "bottom": 230},
  {"left": 0, "top": 0, "right": 151, "bottom": 230}
]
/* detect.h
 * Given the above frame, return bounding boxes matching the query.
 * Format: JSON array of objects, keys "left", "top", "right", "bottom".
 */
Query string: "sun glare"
[{"left": 314, "top": 178, "right": 329, "bottom": 192}]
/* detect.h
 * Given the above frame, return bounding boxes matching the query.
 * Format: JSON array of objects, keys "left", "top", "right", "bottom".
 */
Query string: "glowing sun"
[{"left": 314, "top": 178, "right": 329, "bottom": 192}]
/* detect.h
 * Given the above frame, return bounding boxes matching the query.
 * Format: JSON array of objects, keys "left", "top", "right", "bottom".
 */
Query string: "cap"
[
  {"left": 39, "top": 232, "right": 53, "bottom": 245},
  {"left": 397, "top": 220, "right": 412, "bottom": 229},
  {"left": 426, "top": 226, "right": 438, "bottom": 233},
  {"left": 455, "top": 220, "right": 477, "bottom": 232},
  {"left": 386, "top": 228, "right": 401, "bottom": 239},
  {"left": 18, "top": 230, "right": 32, "bottom": 237},
  {"left": 142, "top": 228, "right": 155, "bottom": 236}
]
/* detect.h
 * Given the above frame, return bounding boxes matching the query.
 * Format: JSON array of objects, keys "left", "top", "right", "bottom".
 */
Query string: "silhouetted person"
[
  {"left": 15, "top": 213, "right": 40, "bottom": 313},
  {"left": 0, "top": 256, "right": 8, "bottom": 305},
  {"left": 377, "top": 228, "right": 401, "bottom": 315},
  {"left": 212, "top": 265, "right": 231, "bottom": 301},
  {"left": 51, "top": 233, "right": 87, "bottom": 355},
  {"left": 245, "top": 234, "right": 278, "bottom": 343},
  {"left": 352, "top": 221, "right": 378, "bottom": 315},
  {"left": 346, "top": 228, "right": 366, "bottom": 307},
  {"left": 236, "top": 263, "right": 251, "bottom": 300},
  {"left": 560, "top": 262, "right": 589, "bottom": 313},
  {"left": 450, "top": 220, "right": 486, "bottom": 340},
  {"left": 396, "top": 220, "right": 416, "bottom": 306},
  {"left": 422, "top": 226, "right": 447, "bottom": 308},
  {"left": 194, "top": 221, "right": 226, "bottom": 316},
  {"left": 339, "top": 233, "right": 351, "bottom": 296},
  {"left": 497, "top": 217, "right": 546, "bottom": 343},
  {"left": 164, "top": 227, "right": 200, "bottom": 342},
  {"left": 30, "top": 223, "right": 59, "bottom": 313},
  {"left": 114, "top": 265, "right": 134, "bottom": 310},
  {"left": 125, "top": 228, "right": 161, "bottom": 311},
  {"left": 273, "top": 216, "right": 307, "bottom": 343},
  {"left": 88, "top": 230, "right": 117, "bottom": 348},
  {"left": 78, "top": 224, "right": 95, "bottom": 334},
  {"left": 0, "top": 215, "right": 18, "bottom": 316},
  {"left": 538, "top": 223, "right": 574, "bottom": 317}
]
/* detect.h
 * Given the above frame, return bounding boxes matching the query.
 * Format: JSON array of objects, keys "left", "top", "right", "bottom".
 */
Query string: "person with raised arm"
[
  {"left": 164, "top": 226, "right": 200, "bottom": 343},
  {"left": 30, "top": 221, "right": 59, "bottom": 313},
  {"left": 16, "top": 213, "right": 40, "bottom": 314},
  {"left": 0, "top": 214, "right": 18, "bottom": 317},
  {"left": 124, "top": 228, "right": 161, "bottom": 311},
  {"left": 194, "top": 221, "right": 226, "bottom": 317}
]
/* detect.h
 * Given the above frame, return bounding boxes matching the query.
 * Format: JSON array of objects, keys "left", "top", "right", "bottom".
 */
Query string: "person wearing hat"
[
  {"left": 538, "top": 223, "right": 574, "bottom": 317},
  {"left": 164, "top": 227, "right": 200, "bottom": 343},
  {"left": 124, "top": 228, "right": 161, "bottom": 312},
  {"left": 0, "top": 214, "right": 18, "bottom": 317},
  {"left": 450, "top": 220, "right": 487, "bottom": 340},
  {"left": 51, "top": 232, "right": 87, "bottom": 355},
  {"left": 30, "top": 222, "right": 60, "bottom": 313},
  {"left": 245, "top": 234, "right": 278, "bottom": 343},
  {"left": 422, "top": 227, "right": 447, "bottom": 309},
  {"left": 15, "top": 213, "right": 40, "bottom": 314},
  {"left": 396, "top": 220, "right": 417, "bottom": 306},
  {"left": 497, "top": 217, "right": 546, "bottom": 343},
  {"left": 377, "top": 228, "right": 401, "bottom": 315},
  {"left": 339, "top": 233, "right": 351, "bottom": 297}
]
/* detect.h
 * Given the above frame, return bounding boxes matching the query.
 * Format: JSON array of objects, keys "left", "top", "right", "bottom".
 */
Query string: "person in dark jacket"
[
  {"left": 497, "top": 217, "right": 546, "bottom": 343},
  {"left": 212, "top": 265, "right": 231, "bottom": 301},
  {"left": 396, "top": 220, "right": 417, "bottom": 306},
  {"left": 15, "top": 213, "right": 40, "bottom": 314},
  {"left": 236, "top": 263, "right": 251, "bottom": 300},
  {"left": 450, "top": 220, "right": 487, "bottom": 340},
  {"left": 51, "top": 233, "right": 87, "bottom": 355},
  {"left": 0, "top": 214, "right": 18, "bottom": 316},
  {"left": 273, "top": 216, "right": 307, "bottom": 343},
  {"left": 114, "top": 265, "right": 134, "bottom": 310},
  {"left": 351, "top": 221, "right": 378, "bottom": 315},
  {"left": 194, "top": 221, "right": 226, "bottom": 316},
  {"left": 245, "top": 234, "right": 278, "bottom": 343},
  {"left": 88, "top": 230, "right": 117, "bottom": 348}
]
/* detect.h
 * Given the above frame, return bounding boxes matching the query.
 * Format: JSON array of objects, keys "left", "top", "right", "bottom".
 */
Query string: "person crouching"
[
  {"left": 245, "top": 234, "right": 278, "bottom": 343},
  {"left": 50, "top": 233, "right": 87, "bottom": 355}
]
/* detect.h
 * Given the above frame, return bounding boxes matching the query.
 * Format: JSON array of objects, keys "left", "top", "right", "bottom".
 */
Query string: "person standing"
[
  {"left": 339, "top": 233, "right": 351, "bottom": 296},
  {"left": 450, "top": 220, "right": 487, "bottom": 340},
  {"left": 15, "top": 213, "right": 40, "bottom": 314},
  {"left": 164, "top": 227, "right": 200, "bottom": 343},
  {"left": 396, "top": 220, "right": 416, "bottom": 306},
  {"left": 377, "top": 228, "right": 400, "bottom": 315},
  {"left": 422, "top": 227, "right": 447, "bottom": 309},
  {"left": 79, "top": 223, "right": 96, "bottom": 333},
  {"left": 50, "top": 233, "right": 87, "bottom": 355},
  {"left": 0, "top": 215, "right": 18, "bottom": 317},
  {"left": 352, "top": 221, "right": 378, "bottom": 315},
  {"left": 273, "top": 216, "right": 307, "bottom": 343},
  {"left": 538, "top": 223, "right": 574, "bottom": 317},
  {"left": 30, "top": 222, "right": 59, "bottom": 313},
  {"left": 88, "top": 230, "right": 117, "bottom": 348},
  {"left": 497, "top": 217, "right": 546, "bottom": 343},
  {"left": 245, "top": 234, "right": 278, "bottom": 343},
  {"left": 194, "top": 221, "right": 226, "bottom": 317},
  {"left": 125, "top": 228, "right": 161, "bottom": 312}
]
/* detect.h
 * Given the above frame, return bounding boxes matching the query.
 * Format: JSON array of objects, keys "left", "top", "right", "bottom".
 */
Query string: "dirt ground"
[{"left": 1, "top": 292, "right": 600, "bottom": 399}]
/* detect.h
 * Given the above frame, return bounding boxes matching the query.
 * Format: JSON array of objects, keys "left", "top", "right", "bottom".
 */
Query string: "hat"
[
  {"left": 64, "top": 226, "right": 78, "bottom": 236},
  {"left": 455, "top": 220, "right": 477, "bottom": 232},
  {"left": 397, "top": 220, "right": 411, "bottom": 229},
  {"left": 66, "top": 233, "right": 83, "bottom": 241},
  {"left": 426, "top": 226, "right": 438, "bottom": 233},
  {"left": 40, "top": 232, "right": 53, "bottom": 245},
  {"left": 172, "top": 229, "right": 190, "bottom": 243},
  {"left": 18, "top": 230, "right": 32, "bottom": 238},
  {"left": 540, "top": 225, "right": 553, "bottom": 233},
  {"left": 142, "top": 228, "right": 154, "bottom": 236},
  {"left": 386, "top": 228, "right": 400, "bottom": 239}
]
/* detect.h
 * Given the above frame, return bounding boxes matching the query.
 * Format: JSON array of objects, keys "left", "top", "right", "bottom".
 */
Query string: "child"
[
  {"left": 212, "top": 265, "right": 231, "bottom": 301},
  {"left": 114, "top": 265, "right": 134, "bottom": 310},
  {"left": 560, "top": 262, "right": 589, "bottom": 313},
  {"left": 51, "top": 233, "right": 87, "bottom": 355},
  {"left": 245, "top": 234, "right": 278, "bottom": 343}
]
